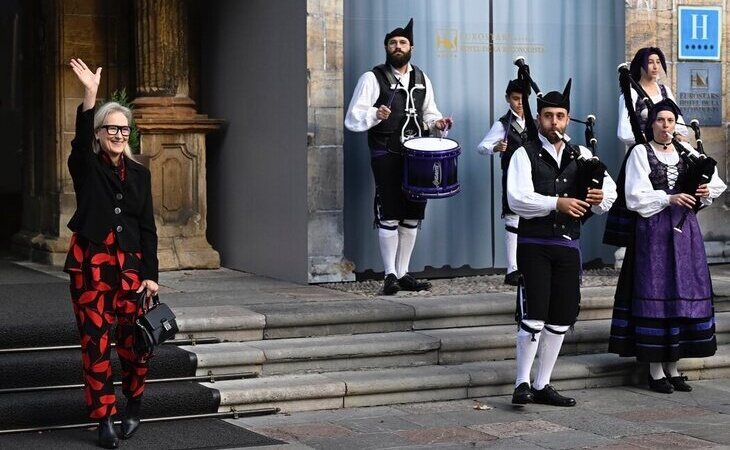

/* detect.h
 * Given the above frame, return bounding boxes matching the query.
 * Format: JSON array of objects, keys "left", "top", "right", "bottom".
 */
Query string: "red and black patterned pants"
[{"left": 66, "top": 230, "right": 148, "bottom": 419}]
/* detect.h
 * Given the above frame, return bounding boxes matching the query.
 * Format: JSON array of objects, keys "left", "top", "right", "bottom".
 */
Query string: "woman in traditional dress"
[
  {"left": 608, "top": 98, "right": 726, "bottom": 393},
  {"left": 617, "top": 47, "right": 688, "bottom": 146},
  {"left": 66, "top": 58, "right": 159, "bottom": 448}
]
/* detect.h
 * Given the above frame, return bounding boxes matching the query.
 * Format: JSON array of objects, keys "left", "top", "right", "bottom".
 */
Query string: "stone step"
[
  {"left": 387, "top": 286, "right": 617, "bottom": 329},
  {"left": 205, "top": 344, "right": 730, "bottom": 414},
  {"left": 182, "top": 311, "right": 730, "bottom": 376},
  {"left": 172, "top": 285, "right": 630, "bottom": 342},
  {"left": 182, "top": 331, "right": 441, "bottom": 377},
  {"left": 174, "top": 283, "right": 730, "bottom": 343},
  {"left": 424, "top": 310, "right": 730, "bottom": 364}
]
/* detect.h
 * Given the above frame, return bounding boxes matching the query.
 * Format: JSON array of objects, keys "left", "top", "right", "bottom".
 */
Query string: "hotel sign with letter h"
[{"left": 678, "top": 6, "right": 722, "bottom": 60}]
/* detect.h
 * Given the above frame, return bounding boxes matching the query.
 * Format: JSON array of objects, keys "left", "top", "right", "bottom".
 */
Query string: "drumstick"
[
  {"left": 503, "top": 113, "right": 513, "bottom": 145},
  {"left": 386, "top": 78, "right": 405, "bottom": 109},
  {"left": 385, "top": 87, "right": 398, "bottom": 109},
  {"left": 440, "top": 114, "right": 452, "bottom": 140}
]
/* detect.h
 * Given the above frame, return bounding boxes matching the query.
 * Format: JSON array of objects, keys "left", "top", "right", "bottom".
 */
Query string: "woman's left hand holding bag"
[{"left": 136, "top": 280, "right": 160, "bottom": 310}]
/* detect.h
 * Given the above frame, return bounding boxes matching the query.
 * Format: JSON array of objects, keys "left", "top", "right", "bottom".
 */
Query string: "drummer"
[{"left": 345, "top": 18, "right": 453, "bottom": 295}]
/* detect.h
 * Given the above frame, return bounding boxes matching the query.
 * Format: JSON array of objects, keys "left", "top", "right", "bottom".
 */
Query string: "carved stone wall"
[
  {"left": 306, "top": 0, "right": 354, "bottom": 282},
  {"left": 13, "top": 0, "right": 133, "bottom": 265}
]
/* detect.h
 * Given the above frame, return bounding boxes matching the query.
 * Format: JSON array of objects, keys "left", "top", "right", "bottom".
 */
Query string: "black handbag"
[{"left": 134, "top": 291, "right": 179, "bottom": 358}]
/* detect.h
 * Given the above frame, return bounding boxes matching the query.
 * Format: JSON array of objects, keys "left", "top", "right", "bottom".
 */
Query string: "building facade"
[{"left": 1, "top": 0, "right": 727, "bottom": 283}]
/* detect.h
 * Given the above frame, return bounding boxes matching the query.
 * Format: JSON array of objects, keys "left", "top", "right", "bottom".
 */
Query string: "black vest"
[
  {"left": 518, "top": 140, "right": 582, "bottom": 239},
  {"left": 367, "top": 64, "right": 428, "bottom": 152},
  {"left": 498, "top": 111, "right": 528, "bottom": 215},
  {"left": 645, "top": 143, "right": 687, "bottom": 194}
]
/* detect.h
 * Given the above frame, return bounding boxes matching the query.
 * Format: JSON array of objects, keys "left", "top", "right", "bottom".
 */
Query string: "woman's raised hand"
[{"left": 70, "top": 58, "right": 101, "bottom": 110}]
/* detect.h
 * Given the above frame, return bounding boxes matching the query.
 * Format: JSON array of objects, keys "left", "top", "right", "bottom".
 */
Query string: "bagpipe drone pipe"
[
  {"left": 514, "top": 57, "right": 606, "bottom": 215},
  {"left": 671, "top": 120, "right": 717, "bottom": 233},
  {"left": 616, "top": 63, "right": 717, "bottom": 232}
]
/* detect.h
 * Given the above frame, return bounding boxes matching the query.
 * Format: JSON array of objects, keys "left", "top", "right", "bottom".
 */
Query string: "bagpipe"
[
  {"left": 616, "top": 62, "right": 717, "bottom": 233},
  {"left": 513, "top": 56, "right": 606, "bottom": 201},
  {"left": 671, "top": 119, "right": 717, "bottom": 232},
  {"left": 617, "top": 63, "right": 647, "bottom": 144},
  {"left": 617, "top": 62, "right": 655, "bottom": 121},
  {"left": 604, "top": 63, "right": 644, "bottom": 247}
]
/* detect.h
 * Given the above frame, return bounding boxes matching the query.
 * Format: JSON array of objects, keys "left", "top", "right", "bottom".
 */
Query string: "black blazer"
[{"left": 67, "top": 105, "right": 159, "bottom": 282}]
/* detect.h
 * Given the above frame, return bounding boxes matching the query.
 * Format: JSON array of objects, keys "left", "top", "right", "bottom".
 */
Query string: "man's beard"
[
  {"left": 541, "top": 128, "right": 564, "bottom": 144},
  {"left": 386, "top": 49, "right": 412, "bottom": 68}
]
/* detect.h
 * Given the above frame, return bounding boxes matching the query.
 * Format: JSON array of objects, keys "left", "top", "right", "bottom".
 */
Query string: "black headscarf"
[{"left": 643, "top": 98, "right": 681, "bottom": 142}]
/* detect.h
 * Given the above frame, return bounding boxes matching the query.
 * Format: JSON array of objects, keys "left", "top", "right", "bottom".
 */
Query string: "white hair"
[{"left": 92, "top": 102, "right": 136, "bottom": 161}]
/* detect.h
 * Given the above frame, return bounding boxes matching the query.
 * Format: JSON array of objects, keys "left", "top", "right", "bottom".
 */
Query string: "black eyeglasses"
[{"left": 100, "top": 125, "right": 132, "bottom": 136}]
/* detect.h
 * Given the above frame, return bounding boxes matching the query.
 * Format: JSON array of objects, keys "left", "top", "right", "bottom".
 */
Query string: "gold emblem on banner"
[
  {"left": 436, "top": 29, "right": 459, "bottom": 58},
  {"left": 435, "top": 30, "right": 544, "bottom": 57}
]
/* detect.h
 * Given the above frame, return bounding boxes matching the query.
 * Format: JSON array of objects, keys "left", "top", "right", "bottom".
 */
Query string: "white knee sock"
[
  {"left": 533, "top": 325, "right": 568, "bottom": 390},
  {"left": 395, "top": 220, "right": 418, "bottom": 279},
  {"left": 649, "top": 362, "right": 665, "bottom": 380},
  {"left": 504, "top": 214, "right": 519, "bottom": 273},
  {"left": 378, "top": 220, "right": 399, "bottom": 276},
  {"left": 515, "top": 328, "right": 541, "bottom": 387},
  {"left": 663, "top": 361, "right": 680, "bottom": 377}
]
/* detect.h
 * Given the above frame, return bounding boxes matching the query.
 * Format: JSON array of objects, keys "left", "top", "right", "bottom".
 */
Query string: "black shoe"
[
  {"left": 97, "top": 417, "right": 119, "bottom": 449},
  {"left": 504, "top": 271, "right": 520, "bottom": 286},
  {"left": 398, "top": 273, "right": 432, "bottom": 291},
  {"left": 511, "top": 382, "right": 534, "bottom": 405},
  {"left": 382, "top": 274, "right": 400, "bottom": 295},
  {"left": 668, "top": 375, "right": 692, "bottom": 392},
  {"left": 531, "top": 385, "right": 576, "bottom": 407},
  {"left": 121, "top": 397, "right": 142, "bottom": 439},
  {"left": 648, "top": 375, "right": 674, "bottom": 394}
]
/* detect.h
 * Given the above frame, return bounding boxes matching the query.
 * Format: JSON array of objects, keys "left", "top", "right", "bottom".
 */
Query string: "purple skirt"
[{"left": 632, "top": 204, "right": 712, "bottom": 318}]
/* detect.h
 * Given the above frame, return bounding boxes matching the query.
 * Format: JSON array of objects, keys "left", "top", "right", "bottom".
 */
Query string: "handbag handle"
[{"left": 137, "top": 289, "right": 161, "bottom": 311}]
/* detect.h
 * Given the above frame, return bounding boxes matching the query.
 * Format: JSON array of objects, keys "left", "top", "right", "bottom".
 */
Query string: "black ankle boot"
[
  {"left": 97, "top": 417, "right": 119, "bottom": 449},
  {"left": 121, "top": 397, "right": 142, "bottom": 439}
]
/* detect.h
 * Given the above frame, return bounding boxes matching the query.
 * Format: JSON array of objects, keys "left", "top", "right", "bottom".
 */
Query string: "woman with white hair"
[{"left": 65, "top": 58, "right": 158, "bottom": 448}]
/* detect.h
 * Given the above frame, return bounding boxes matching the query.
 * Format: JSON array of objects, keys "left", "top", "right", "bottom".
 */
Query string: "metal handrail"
[
  {"left": 0, "top": 407, "right": 280, "bottom": 435},
  {"left": 0, "top": 336, "right": 221, "bottom": 354},
  {"left": 0, "top": 371, "right": 256, "bottom": 395}
]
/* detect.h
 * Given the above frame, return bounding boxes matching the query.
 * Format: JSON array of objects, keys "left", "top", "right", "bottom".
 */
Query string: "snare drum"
[{"left": 402, "top": 137, "right": 461, "bottom": 199}]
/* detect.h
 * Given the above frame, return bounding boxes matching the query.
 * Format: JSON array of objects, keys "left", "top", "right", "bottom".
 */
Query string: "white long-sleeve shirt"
[
  {"left": 507, "top": 133, "right": 617, "bottom": 219},
  {"left": 476, "top": 109, "right": 525, "bottom": 155},
  {"left": 624, "top": 142, "right": 726, "bottom": 217},
  {"left": 344, "top": 64, "right": 443, "bottom": 134},
  {"left": 617, "top": 84, "right": 688, "bottom": 145}
]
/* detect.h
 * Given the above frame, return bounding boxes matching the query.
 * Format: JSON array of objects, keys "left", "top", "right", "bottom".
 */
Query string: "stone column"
[
  {"left": 132, "top": 0, "right": 222, "bottom": 270},
  {"left": 306, "top": 0, "right": 354, "bottom": 282}
]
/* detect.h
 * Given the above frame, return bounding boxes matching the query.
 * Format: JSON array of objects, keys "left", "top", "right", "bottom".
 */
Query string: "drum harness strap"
[{"left": 378, "top": 66, "right": 427, "bottom": 147}]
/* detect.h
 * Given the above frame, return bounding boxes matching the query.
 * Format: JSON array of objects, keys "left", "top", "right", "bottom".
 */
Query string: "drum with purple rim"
[{"left": 402, "top": 137, "right": 461, "bottom": 199}]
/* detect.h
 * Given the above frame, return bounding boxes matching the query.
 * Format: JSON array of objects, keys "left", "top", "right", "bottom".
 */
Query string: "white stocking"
[
  {"left": 378, "top": 220, "right": 399, "bottom": 276},
  {"left": 663, "top": 361, "right": 680, "bottom": 377},
  {"left": 504, "top": 214, "right": 519, "bottom": 273},
  {"left": 515, "top": 328, "right": 541, "bottom": 387},
  {"left": 395, "top": 220, "right": 418, "bottom": 278},
  {"left": 533, "top": 325, "right": 568, "bottom": 390},
  {"left": 649, "top": 362, "right": 665, "bottom": 380}
]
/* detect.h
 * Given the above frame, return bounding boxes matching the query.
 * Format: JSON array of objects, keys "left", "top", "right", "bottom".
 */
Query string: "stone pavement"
[{"left": 228, "top": 378, "right": 730, "bottom": 449}]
